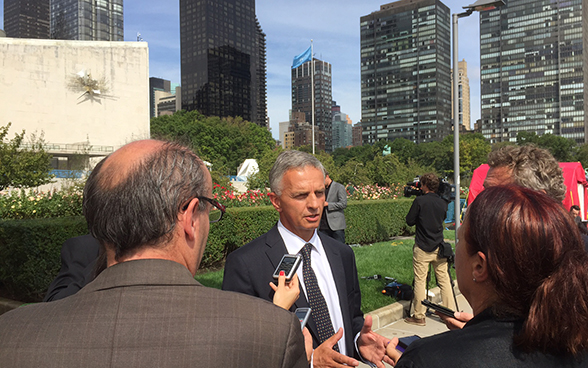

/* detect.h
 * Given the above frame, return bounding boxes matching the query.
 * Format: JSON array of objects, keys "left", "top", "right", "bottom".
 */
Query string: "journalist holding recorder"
[{"left": 386, "top": 185, "right": 588, "bottom": 367}]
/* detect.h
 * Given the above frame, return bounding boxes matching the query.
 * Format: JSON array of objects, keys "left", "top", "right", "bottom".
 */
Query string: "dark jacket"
[
  {"left": 396, "top": 308, "right": 586, "bottom": 367},
  {"left": 406, "top": 192, "right": 447, "bottom": 252},
  {"left": 222, "top": 225, "right": 364, "bottom": 358}
]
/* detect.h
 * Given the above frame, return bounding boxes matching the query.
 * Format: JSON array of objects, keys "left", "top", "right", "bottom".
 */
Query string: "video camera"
[{"left": 403, "top": 176, "right": 455, "bottom": 203}]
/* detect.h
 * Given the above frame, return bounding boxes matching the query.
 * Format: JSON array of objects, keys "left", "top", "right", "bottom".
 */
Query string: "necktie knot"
[{"left": 301, "top": 243, "right": 313, "bottom": 264}]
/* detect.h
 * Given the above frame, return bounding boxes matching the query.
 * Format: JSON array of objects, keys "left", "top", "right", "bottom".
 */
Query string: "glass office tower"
[
  {"left": 180, "top": 0, "right": 268, "bottom": 128},
  {"left": 291, "top": 59, "right": 333, "bottom": 151},
  {"left": 360, "top": 0, "right": 452, "bottom": 144},
  {"left": 480, "top": 0, "right": 587, "bottom": 143},
  {"left": 50, "top": 0, "right": 123, "bottom": 41},
  {"left": 4, "top": 0, "right": 50, "bottom": 39}
]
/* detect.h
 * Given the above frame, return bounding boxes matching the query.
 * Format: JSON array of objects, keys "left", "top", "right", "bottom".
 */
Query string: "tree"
[
  {"left": 151, "top": 110, "right": 276, "bottom": 175},
  {"left": 515, "top": 131, "right": 577, "bottom": 162},
  {"left": 246, "top": 147, "right": 283, "bottom": 190},
  {"left": 0, "top": 123, "right": 53, "bottom": 191}
]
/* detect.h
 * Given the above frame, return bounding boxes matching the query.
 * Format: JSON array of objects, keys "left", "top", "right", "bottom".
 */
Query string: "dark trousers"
[{"left": 320, "top": 228, "right": 346, "bottom": 245}]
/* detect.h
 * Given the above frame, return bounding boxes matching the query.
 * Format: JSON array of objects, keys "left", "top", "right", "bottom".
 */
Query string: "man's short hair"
[
  {"left": 269, "top": 150, "right": 325, "bottom": 195},
  {"left": 420, "top": 173, "right": 440, "bottom": 193},
  {"left": 487, "top": 145, "right": 566, "bottom": 201},
  {"left": 571, "top": 205, "right": 580, "bottom": 212},
  {"left": 83, "top": 141, "right": 208, "bottom": 260}
]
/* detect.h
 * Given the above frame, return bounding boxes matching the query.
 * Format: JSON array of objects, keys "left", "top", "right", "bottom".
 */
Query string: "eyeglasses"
[{"left": 182, "top": 196, "right": 226, "bottom": 223}]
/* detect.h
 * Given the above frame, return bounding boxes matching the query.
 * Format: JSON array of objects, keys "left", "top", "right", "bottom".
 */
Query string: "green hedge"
[
  {"left": 0, "top": 199, "right": 415, "bottom": 302},
  {"left": 345, "top": 199, "right": 414, "bottom": 244},
  {"left": 0, "top": 216, "right": 88, "bottom": 302}
]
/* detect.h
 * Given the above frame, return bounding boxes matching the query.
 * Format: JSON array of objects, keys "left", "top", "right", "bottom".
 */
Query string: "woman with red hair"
[{"left": 388, "top": 185, "right": 588, "bottom": 367}]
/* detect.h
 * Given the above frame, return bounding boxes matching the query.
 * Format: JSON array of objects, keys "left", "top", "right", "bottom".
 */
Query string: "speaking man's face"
[{"left": 269, "top": 166, "right": 325, "bottom": 242}]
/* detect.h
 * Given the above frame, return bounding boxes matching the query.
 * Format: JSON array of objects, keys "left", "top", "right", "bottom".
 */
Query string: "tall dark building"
[
  {"left": 50, "top": 0, "right": 123, "bottom": 41},
  {"left": 291, "top": 58, "right": 333, "bottom": 151},
  {"left": 360, "top": 0, "right": 452, "bottom": 144},
  {"left": 180, "top": 0, "right": 268, "bottom": 128},
  {"left": 149, "top": 77, "right": 171, "bottom": 119},
  {"left": 480, "top": 0, "right": 587, "bottom": 144},
  {"left": 4, "top": 0, "right": 50, "bottom": 39}
]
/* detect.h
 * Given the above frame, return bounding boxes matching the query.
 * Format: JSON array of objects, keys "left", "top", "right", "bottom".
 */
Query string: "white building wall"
[{"left": 0, "top": 38, "right": 149, "bottom": 149}]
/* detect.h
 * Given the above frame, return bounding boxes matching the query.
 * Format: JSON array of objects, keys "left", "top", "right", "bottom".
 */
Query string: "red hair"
[{"left": 465, "top": 185, "right": 588, "bottom": 355}]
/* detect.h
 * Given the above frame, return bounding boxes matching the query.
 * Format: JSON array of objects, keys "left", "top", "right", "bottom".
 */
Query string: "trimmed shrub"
[
  {"left": 0, "top": 216, "right": 88, "bottom": 302},
  {"left": 346, "top": 199, "right": 414, "bottom": 244},
  {"left": 0, "top": 200, "right": 415, "bottom": 302}
]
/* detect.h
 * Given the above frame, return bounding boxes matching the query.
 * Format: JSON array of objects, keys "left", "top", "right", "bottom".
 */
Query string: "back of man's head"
[
  {"left": 83, "top": 140, "right": 208, "bottom": 260},
  {"left": 487, "top": 145, "right": 566, "bottom": 201},
  {"left": 269, "top": 150, "right": 325, "bottom": 195},
  {"left": 420, "top": 173, "right": 440, "bottom": 193}
]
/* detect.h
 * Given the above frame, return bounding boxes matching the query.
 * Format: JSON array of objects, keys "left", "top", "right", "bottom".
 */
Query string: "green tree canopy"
[
  {"left": 151, "top": 110, "right": 276, "bottom": 175},
  {"left": 0, "top": 123, "right": 53, "bottom": 191}
]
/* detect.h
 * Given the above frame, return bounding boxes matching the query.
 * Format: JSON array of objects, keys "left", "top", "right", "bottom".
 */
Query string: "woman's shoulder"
[{"left": 396, "top": 315, "right": 586, "bottom": 368}]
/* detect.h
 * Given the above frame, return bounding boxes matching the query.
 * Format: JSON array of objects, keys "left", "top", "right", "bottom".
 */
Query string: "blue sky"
[{"left": 1, "top": 0, "right": 483, "bottom": 140}]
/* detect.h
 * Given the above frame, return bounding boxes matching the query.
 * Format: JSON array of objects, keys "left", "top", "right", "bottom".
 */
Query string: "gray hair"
[
  {"left": 269, "top": 150, "right": 325, "bottom": 195},
  {"left": 487, "top": 144, "right": 566, "bottom": 201},
  {"left": 83, "top": 141, "right": 208, "bottom": 260}
]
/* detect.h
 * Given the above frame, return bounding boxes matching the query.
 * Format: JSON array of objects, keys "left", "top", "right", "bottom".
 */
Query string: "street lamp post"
[{"left": 453, "top": 0, "right": 505, "bottom": 239}]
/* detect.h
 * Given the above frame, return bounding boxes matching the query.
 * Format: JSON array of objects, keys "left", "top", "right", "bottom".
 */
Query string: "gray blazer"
[
  {"left": 324, "top": 180, "right": 347, "bottom": 231},
  {"left": 0, "top": 259, "right": 307, "bottom": 368}
]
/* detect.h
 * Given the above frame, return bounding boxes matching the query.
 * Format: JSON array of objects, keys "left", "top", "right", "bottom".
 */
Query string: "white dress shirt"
[{"left": 277, "top": 221, "right": 346, "bottom": 356}]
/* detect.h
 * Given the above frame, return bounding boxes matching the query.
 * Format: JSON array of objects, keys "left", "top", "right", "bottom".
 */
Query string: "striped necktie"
[{"left": 300, "top": 242, "right": 339, "bottom": 352}]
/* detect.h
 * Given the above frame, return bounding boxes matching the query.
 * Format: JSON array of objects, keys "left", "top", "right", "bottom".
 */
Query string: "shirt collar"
[{"left": 277, "top": 220, "right": 323, "bottom": 256}]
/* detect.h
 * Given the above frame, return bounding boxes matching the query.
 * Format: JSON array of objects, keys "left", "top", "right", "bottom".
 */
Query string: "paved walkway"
[{"left": 359, "top": 292, "right": 472, "bottom": 367}]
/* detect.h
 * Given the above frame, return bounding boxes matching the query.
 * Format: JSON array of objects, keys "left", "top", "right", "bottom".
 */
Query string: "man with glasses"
[{"left": 0, "top": 140, "right": 307, "bottom": 368}]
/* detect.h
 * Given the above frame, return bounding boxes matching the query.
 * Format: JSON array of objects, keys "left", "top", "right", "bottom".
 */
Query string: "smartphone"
[
  {"left": 421, "top": 299, "right": 455, "bottom": 317},
  {"left": 294, "top": 307, "right": 312, "bottom": 330},
  {"left": 396, "top": 335, "right": 420, "bottom": 353},
  {"left": 272, "top": 254, "right": 302, "bottom": 281}
]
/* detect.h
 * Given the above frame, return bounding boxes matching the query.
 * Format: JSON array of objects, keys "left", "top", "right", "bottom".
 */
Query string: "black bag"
[
  {"left": 438, "top": 241, "right": 454, "bottom": 259},
  {"left": 383, "top": 282, "right": 414, "bottom": 301}
]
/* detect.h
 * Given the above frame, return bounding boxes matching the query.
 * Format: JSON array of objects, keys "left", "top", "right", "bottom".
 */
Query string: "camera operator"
[{"left": 404, "top": 173, "right": 456, "bottom": 326}]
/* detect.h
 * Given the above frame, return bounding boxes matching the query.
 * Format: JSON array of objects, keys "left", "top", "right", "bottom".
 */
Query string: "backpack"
[{"left": 383, "top": 281, "right": 414, "bottom": 301}]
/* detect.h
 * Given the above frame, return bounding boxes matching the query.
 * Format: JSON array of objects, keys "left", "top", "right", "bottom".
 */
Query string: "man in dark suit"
[
  {"left": 0, "top": 140, "right": 307, "bottom": 368},
  {"left": 43, "top": 234, "right": 101, "bottom": 302},
  {"left": 223, "top": 150, "right": 392, "bottom": 368},
  {"left": 319, "top": 173, "right": 347, "bottom": 244}
]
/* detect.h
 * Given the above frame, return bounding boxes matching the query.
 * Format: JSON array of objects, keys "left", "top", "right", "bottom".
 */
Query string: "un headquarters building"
[
  {"left": 480, "top": 0, "right": 587, "bottom": 144},
  {"left": 360, "top": 0, "right": 452, "bottom": 145}
]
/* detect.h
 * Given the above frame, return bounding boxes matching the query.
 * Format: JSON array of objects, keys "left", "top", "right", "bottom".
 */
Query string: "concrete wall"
[{"left": 0, "top": 38, "right": 149, "bottom": 149}]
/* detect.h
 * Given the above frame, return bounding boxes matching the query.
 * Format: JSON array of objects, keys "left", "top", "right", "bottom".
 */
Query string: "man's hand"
[
  {"left": 313, "top": 328, "right": 359, "bottom": 368},
  {"left": 385, "top": 337, "right": 401, "bottom": 366},
  {"left": 437, "top": 311, "right": 473, "bottom": 330},
  {"left": 357, "top": 315, "right": 396, "bottom": 368}
]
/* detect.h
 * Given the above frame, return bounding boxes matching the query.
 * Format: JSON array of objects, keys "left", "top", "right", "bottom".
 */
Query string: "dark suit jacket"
[
  {"left": 322, "top": 181, "right": 347, "bottom": 231},
  {"left": 396, "top": 308, "right": 586, "bottom": 367},
  {"left": 222, "top": 225, "right": 364, "bottom": 358},
  {"left": 406, "top": 192, "right": 447, "bottom": 252},
  {"left": 43, "top": 234, "right": 101, "bottom": 302},
  {"left": 0, "top": 259, "right": 307, "bottom": 368}
]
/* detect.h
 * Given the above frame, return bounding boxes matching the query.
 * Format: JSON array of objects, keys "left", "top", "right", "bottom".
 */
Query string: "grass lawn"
[{"left": 195, "top": 230, "right": 457, "bottom": 313}]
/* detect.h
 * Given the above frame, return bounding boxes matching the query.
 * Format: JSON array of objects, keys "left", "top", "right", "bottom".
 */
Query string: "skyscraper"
[
  {"left": 451, "top": 59, "right": 471, "bottom": 130},
  {"left": 360, "top": 0, "right": 452, "bottom": 144},
  {"left": 480, "top": 0, "right": 587, "bottom": 143},
  {"left": 291, "top": 58, "right": 333, "bottom": 151},
  {"left": 179, "top": 0, "right": 268, "bottom": 128},
  {"left": 50, "top": 0, "right": 123, "bottom": 41},
  {"left": 4, "top": 0, "right": 50, "bottom": 39}
]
